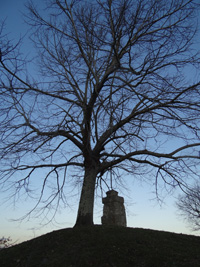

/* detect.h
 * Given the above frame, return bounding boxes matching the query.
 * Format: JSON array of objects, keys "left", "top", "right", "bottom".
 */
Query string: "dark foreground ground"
[{"left": 0, "top": 225, "right": 200, "bottom": 267}]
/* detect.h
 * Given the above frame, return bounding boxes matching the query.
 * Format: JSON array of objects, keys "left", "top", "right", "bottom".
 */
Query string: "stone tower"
[{"left": 101, "top": 190, "right": 127, "bottom": 227}]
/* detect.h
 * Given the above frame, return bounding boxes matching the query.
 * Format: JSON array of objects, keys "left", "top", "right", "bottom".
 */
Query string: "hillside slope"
[{"left": 0, "top": 226, "right": 200, "bottom": 267}]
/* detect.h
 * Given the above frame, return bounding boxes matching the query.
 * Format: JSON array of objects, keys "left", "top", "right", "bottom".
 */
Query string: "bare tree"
[
  {"left": 0, "top": 0, "right": 200, "bottom": 226},
  {"left": 177, "top": 184, "right": 200, "bottom": 231}
]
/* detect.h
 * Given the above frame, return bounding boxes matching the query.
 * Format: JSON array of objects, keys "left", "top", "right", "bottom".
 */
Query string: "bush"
[{"left": 0, "top": 237, "right": 12, "bottom": 250}]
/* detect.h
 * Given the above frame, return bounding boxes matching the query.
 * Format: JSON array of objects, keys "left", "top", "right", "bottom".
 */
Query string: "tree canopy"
[{"left": 0, "top": 0, "right": 200, "bottom": 226}]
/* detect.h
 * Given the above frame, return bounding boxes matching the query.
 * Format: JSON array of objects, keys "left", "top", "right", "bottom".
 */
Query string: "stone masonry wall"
[{"left": 101, "top": 190, "right": 127, "bottom": 227}]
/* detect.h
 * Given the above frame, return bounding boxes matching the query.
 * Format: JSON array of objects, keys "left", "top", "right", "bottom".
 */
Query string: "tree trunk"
[{"left": 74, "top": 167, "right": 97, "bottom": 227}]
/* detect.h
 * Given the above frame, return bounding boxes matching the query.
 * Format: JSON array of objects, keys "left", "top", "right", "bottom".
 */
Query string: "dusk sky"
[{"left": 0, "top": 0, "right": 200, "bottom": 244}]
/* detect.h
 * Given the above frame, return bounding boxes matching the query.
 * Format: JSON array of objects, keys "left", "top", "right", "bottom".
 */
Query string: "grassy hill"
[{"left": 0, "top": 225, "right": 200, "bottom": 267}]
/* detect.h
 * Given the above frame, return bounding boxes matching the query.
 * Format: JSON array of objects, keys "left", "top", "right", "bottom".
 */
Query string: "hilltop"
[{"left": 0, "top": 226, "right": 199, "bottom": 267}]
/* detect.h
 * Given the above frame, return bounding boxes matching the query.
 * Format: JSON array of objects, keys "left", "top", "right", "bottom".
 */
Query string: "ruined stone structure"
[{"left": 101, "top": 190, "right": 127, "bottom": 227}]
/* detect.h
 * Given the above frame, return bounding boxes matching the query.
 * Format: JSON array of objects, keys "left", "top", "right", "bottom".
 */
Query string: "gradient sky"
[{"left": 0, "top": 0, "right": 199, "bottom": 244}]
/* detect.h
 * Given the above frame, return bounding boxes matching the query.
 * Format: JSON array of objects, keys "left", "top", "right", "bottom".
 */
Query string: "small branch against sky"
[{"left": 0, "top": 0, "right": 200, "bottom": 226}]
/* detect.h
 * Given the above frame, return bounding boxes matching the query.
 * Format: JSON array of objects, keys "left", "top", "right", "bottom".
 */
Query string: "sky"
[{"left": 0, "top": 0, "right": 200, "bottom": 244}]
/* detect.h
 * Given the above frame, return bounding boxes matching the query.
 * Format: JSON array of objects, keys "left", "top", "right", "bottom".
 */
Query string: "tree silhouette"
[
  {"left": 177, "top": 183, "right": 200, "bottom": 231},
  {"left": 0, "top": 0, "right": 200, "bottom": 226}
]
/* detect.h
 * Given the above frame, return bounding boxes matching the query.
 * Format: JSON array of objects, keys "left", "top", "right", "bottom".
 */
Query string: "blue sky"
[{"left": 0, "top": 0, "right": 199, "bottom": 244}]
